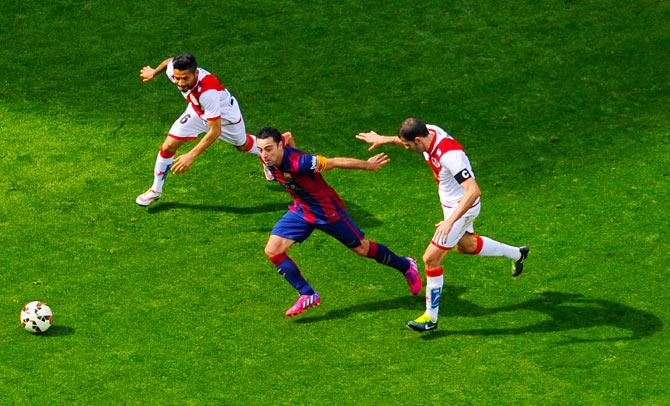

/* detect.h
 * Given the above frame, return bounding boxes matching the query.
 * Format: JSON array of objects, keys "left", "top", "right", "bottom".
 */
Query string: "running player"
[
  {"left": 256, "top": 127, "right": 421, "bottom": 317},
  {"left": 356, "top": 118, "right": 529, "bottom": 332},
  {"left": 135, "top": 53, "right": 284, "bottom": 206}
]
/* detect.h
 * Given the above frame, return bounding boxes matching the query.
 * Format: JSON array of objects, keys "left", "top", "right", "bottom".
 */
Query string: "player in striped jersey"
[
  {"left": 357, "top": 118, "right": 529, "bottom": 332},
  {"left": 256, "top": 127, "right": 421, "bottom": 317}
]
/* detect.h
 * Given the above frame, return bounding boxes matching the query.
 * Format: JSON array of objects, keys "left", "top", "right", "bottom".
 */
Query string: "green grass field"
[{"left": 1, "top": 0, "right": 669, "bottom": 403}]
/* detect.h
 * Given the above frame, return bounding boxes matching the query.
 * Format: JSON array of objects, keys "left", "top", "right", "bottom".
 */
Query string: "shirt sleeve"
[
  {"left": 294, "top": 153, "right": 328, "bottom": 174},
  {"left": 198, "top": 90, "right": 223, "bottom": 121},
  {"left": 441, "top": 150, "right": 475, "bottom": 184}
]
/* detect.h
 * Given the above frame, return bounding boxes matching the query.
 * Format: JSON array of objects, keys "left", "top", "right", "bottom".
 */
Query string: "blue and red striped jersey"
[{"left": 267, "top": 147, "right": 346, "bottom": 224}]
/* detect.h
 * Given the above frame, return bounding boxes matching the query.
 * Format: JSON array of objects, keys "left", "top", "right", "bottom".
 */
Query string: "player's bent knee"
[
  {"left": 458, "top": 234, "right": 479, "bottom": 255},
  {"left": 161, "top": 144, "right": 179, "bottom": 155},
  {"left": 350, "top": 239, "right": 368, "bottom": 256},
  {"left": 351, "top": 245, "right": 368, "bottom": 256},
  {"left": 264, "top": 245, "right": 284, "bottom": 259},
  {"left": 422, "top": 253, "right": 443, "bottom": 269},
  {"left": 463, "top": 246, "right": 478, "bottom": 255}
]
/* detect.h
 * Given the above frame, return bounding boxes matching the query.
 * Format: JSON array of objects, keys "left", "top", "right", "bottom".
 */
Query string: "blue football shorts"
[{"left": 271, "top": 210, "right": 365, "bottom": 248}]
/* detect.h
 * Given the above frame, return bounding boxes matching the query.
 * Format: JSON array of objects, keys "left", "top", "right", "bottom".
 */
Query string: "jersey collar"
[{"left": 426, "top": 129, "right": 439, "bottom": 155}]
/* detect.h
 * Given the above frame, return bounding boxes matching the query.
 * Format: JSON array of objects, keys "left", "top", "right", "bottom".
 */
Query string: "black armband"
[{"left": 454, "top": 168, "right": 472, "bottom": 184}]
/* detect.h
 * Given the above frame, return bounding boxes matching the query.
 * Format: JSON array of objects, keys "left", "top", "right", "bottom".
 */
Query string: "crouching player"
[{"left": 256, "top": 127, "right": 421, "bottom": 317}]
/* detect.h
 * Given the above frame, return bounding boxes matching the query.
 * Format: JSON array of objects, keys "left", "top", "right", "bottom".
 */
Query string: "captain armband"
[
  {"left": 454, "top": 168, "right": 472, "bottom": 184},
  {"left": 312, "top": 155, "right": 328, "bottom": 173}
]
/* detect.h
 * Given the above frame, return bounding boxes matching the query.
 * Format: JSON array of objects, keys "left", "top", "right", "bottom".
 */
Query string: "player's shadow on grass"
[
  {"left": 42, "top": 325, "right": 75, "bottom": 337},
  {"left": 295, "top": 287, "right": 662, "bottom": 343},
  {"left": 295, "top": 296, "right": 418, "bottom": 324},
  {"left": 343, "top": 201, "right": 383, "bottom": 229},
  {"left": 148, "top": 199, "right": 383, "bottom": 228},
  {"left": 422, "top": 287, "right": 662, "bottom": 343},
  {"left": 147, "top": 201, "right": 287, "bottom": 214}
]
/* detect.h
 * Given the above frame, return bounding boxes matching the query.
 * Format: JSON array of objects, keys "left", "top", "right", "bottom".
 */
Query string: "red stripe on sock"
[
  {"left": 473, "top": 236, "right": 484, "bottom": 255},
  {"left": 159, "top": 149, "right": 175, "bottom": 159},
  {"left": 244, "top": 134, "right": 255, "bottom": 152},
  {"left": 268, "top": 253, "right": 288, "bottom": 266},
  {"left": 425, "top": 267, "right": 444, "bottom": 277},
  {"left": 366, "top": 241, "right": 378, "bottom": 259}
]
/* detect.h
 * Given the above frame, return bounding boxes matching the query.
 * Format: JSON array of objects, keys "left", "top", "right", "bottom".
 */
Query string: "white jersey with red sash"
[
  {"left": 423, "top": 124, "right": 480, "bottom": 214},
  {"left": 166, "top": 61, "right": 241, "bottom": 124}
]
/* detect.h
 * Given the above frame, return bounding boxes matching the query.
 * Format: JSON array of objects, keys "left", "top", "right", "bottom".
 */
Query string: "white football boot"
[{"left": 136, "top": 189, "right": 161, "bottom": 206}]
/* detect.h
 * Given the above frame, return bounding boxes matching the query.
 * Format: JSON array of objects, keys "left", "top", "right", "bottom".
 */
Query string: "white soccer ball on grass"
[{"left": 20, "top": 301, "right": 53, "bottom": 333}]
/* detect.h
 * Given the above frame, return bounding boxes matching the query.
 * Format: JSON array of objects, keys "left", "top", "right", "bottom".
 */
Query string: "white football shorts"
[
  {"left": 431, "top": 202, "right": 481, "bottom": 250},
  {"left": 167, "top": 98, "right": 246, "bottom": 146}
]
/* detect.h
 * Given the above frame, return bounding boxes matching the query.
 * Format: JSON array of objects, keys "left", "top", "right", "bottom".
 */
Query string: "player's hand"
[
  {"left": 356, "top": 131, "right": 385, "bottom": 151},
  {"left": 434, "top": 220, "right": 454, "bottom": 242},
  {"left": 171, "top": 153, "right": 195, "bottom": 174},
  {"left": 140, "top": 66, "right": 157, "bottom": 82},
  {"left": 366, "top": 153, "right": 390, "bottom": 171},
  {"left": 281, "top": 131, "right": 296, "bottom": 148}
]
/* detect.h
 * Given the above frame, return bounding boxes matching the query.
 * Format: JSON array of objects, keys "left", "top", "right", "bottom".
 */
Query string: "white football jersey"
[
  {"left": 166, "top": 61, "right": 241, "bottom": 124},
  {"left": 423, "top": 124, "right": 480, "bottom": 211}
]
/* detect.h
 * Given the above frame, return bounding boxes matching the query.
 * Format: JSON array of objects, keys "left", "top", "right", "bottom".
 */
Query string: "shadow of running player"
[
  {"left": 421, "top": 287, "right": 663, "bottom": 343},
  {"left": 296, "top": 286, "right": 662, "bottom": 343}
]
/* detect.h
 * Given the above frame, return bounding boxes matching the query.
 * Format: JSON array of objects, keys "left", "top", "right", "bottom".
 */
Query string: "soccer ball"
[{"left": 20, "top": 301, "right": 53, "bottom": 333}]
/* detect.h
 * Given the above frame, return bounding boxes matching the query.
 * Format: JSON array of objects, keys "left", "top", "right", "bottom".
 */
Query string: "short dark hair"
[
  {"left": 172, "top": 53, "right": 197, "bottom": 72},
  {"left": 398, "top": 117, "right": 429, "bottom": 141},
  {"left": 256, "top": 127, "right": 283, "bottom": 144}
]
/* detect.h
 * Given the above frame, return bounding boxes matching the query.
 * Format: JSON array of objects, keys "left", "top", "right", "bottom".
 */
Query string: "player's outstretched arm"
[
  {"left": 355, "top": 131, "right": 405, "bottom": 151},
  {"left": 324, "top": 153, "right": 390, "bottom": 172},
  {"left": 139, "top": 57, "right": 172, "bottom": 83}
]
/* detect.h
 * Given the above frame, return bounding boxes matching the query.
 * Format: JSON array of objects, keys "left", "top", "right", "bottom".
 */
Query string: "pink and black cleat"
[
  {"left": 404, "top": 257, "right": 422, "bottom": 296},
  {"left": 285, "top": 293, "right": 321, "bottom": 317}
]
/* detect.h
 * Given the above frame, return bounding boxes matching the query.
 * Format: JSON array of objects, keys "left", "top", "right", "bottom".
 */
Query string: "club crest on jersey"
[{"left": 431, "top": 157, "right": 441, "bottom": 168}]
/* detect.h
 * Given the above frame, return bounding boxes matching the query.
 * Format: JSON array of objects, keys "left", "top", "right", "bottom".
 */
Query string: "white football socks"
[
  {"left": 478, "top": 236, "right": 521, "bottom": 261},
  {"left": 425, "top": 273, "right": 444, "bottom": 322},
  {"left": 151, "top": 152, "right": 174, "bottom": 193},
  {"left": 245, "top": 134, "right": 260, "bottom": 156}
]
